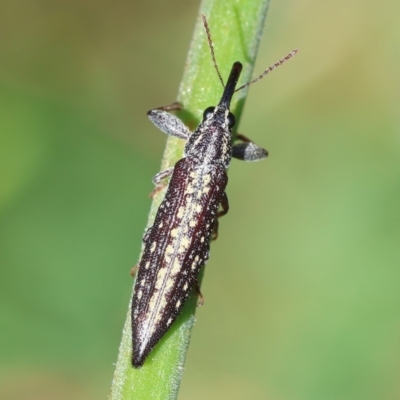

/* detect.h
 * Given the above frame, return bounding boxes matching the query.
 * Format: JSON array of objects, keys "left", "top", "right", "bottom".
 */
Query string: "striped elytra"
[{"left": 132, "top": 159, "right": 227, "bottom": 367}]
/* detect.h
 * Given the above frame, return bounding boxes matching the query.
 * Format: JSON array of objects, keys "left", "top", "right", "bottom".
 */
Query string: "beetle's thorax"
[{"left": 184, "top": 105, "right": 232, "bottom": 168}]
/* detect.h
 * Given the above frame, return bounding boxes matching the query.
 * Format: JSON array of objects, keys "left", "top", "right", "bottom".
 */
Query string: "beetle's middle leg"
[
  {"left": 194, "top": 281, "right": 205, "bottom": 307},
  {"left": 232, "top": 133, "right": 268, "bottom": 162},
  {"left": 212, "top": 192, "right": 229, "bottom": 241},
  {"left": 149, "top": 167, "right": 175, "bottom": 198}
]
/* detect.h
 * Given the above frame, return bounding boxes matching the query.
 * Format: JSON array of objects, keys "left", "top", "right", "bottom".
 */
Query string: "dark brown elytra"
[{"left": 130, "top": 14, "right": 297, "bottom": 368}]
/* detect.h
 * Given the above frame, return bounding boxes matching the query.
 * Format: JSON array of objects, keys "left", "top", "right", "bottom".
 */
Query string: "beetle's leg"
[
  {"left": 131, "top": 226, "right": 153, "bottom": 276},
  {"left": 194, "top": 281, "right": 205, "bottom": 307},
  {"left": 149, "top": 167, "right": 174, "bottom": 198},
  {"left": 130, "top": 264, "right": 139, "bottom": 277},
  {"left": 212, "top": 192, "right": 229, "bottom": 241},
  {"left": 232, "top": 133, "right": 268, "bottom": 161},
  {"left": 147, "top": 101, "right": 190, "bottom": 197},
  {"left": 217, "top": 192, "right": 229, "bottom": 220},
  {"left": 142, "top": 227, "right": 152, "bottom": 243},
  {"left": 147, "top": 102, "right": 190, "bottom": 141},
  {"left": 153, "top": 101, "right": 182, "bottom": 112},
  {"left": 236, "top": 133, "right": 251, "bottom": 142}
]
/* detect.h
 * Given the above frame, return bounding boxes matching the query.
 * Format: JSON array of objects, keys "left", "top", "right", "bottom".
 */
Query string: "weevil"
[{"left": 131, "top": 14, "right": 297, "bottom": 368}]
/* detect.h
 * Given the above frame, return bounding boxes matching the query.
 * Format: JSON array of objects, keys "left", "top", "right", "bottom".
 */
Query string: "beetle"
[{"left": 131, "top": 14, "right": 297, "bottom": 368}]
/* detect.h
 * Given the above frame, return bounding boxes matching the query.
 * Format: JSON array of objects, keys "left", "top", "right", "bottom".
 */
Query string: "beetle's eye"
[
  {"left": 203, "top": 106, "right": 215, "bottom": 120},
  {"left": 227, "top": 112, "right": 236, "bottom": 129}
]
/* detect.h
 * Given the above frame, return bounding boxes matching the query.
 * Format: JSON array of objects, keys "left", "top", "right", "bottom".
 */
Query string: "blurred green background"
[{"left": 1, "top": 0, "right": 400, "bottom": 399}]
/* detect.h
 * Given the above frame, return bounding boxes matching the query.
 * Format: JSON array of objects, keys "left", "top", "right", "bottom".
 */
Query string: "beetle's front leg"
[
  {"left": 154, "top": 101, "right": 182, "bottom": 112},
  {"left": 147, "top": 102, "right": 191, "bottom": 141},
  {"left": 232, "top": 133, "right": 268, "bottom": 161},
  {"left": 212, "top": 192, "right": 229, "bottom": 241}
]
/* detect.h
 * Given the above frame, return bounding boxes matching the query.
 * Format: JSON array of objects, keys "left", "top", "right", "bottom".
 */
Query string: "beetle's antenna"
[
  {"left": 235, "top": 49, "right": 299, "bottom": 92},
  {"left": 201, "top": 13, "right": 225, "bottom": 88}
]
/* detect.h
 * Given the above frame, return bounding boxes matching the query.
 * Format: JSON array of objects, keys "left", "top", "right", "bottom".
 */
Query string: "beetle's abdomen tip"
[
  {"left": 132, "top": 350, "right": 146, "bottom": 368},
  {"left": 132, "top": 359, "right": 144, "bottom": 369},
  {"left": 132, "top": 331, "right": 157, "bottom": 368}
]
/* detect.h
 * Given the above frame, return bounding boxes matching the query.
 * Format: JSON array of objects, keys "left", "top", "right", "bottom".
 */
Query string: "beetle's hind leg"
[{"left": 194, "top": 281, "right": 205, "bottom": 307}]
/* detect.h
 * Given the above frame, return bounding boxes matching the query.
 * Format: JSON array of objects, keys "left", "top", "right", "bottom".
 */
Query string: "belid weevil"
[{"left": 131, "top": 14, "right": 297, "bottom": 368}]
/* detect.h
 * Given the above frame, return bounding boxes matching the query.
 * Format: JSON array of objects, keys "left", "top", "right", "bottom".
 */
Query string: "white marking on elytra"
[
  {"left": 177, "top": 206, "right": 185, "bottom": 219},
  {"left": 155, "top": 268, "right": 167, "bottom": 290},
  {"left": 187, "top": 193, "right": 193, "bottom": 201},
  {"left": 191, "top": 255, "right": 199, "bottom": 270},
  {"left": 165, "top": 278, "right": 174, "bottom": 291},
  {"left": 148, "top": 295, "right": 157, "bottom": 313},
  {"left": 154, "top": 314, "right": 162, "bottom": 325},
  {"left": 150, "top": 241, "right": 157, "bottom": 253},
  {"left": 185, "top": 184, "right": 194, "bottom": 194},
  {"left": 179, "top": 236, "right": 190, "bottom": 253},
  {"left": 171, "top": 258, "right": 181, "bottom": 274},
  {"left": 160, "top": 297, "right": 167, "bottom": 309},
  {"left": 203, "top": 174, "right": 211, "bottom": 185},
  {"left": 165, "top": 244, "right": 174, "bottom": 255},
  {"left": 171, "top": 228, "right": 178, "bottom": 238}
]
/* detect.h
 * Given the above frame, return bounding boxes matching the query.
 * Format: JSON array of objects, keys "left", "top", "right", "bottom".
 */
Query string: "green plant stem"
[{"left": 110, "top": 0, "right": 269, "bottom": 398}]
